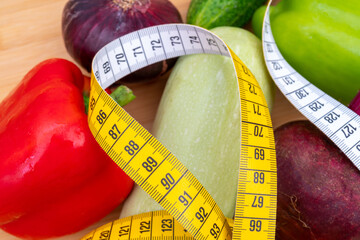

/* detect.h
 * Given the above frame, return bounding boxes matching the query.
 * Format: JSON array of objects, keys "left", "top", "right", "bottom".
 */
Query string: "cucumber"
[
  {"left": 187, "top": 0, "right": 266, "bottom": 29},
  {"left": 119, "top": 26, "right": 275, "bottom": 219}
]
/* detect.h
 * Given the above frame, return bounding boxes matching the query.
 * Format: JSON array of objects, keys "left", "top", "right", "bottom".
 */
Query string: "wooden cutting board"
[{"left": 0, "top": 0, "right": 304, "bottom": 239}]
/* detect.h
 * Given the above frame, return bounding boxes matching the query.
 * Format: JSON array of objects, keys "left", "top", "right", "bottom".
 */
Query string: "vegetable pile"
[{"left": 1, "top": 0, "right": 360, "bottom": 239}]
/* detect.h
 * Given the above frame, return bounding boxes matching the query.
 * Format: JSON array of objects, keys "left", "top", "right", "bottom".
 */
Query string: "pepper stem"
[
  {"left": 110, "top": 85, "right": 136, "bottom": 107},
  {"left": 83, "top": 85, "right": 136, "bottom": 114}
]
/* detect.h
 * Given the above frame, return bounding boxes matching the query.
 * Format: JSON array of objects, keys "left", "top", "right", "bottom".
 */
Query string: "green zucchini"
[
  {"left": 120, "top": 26, "right": 275, "bottom": 219},
  {"left": 187, "top": 0, "right": 266, "bottom": 29}
]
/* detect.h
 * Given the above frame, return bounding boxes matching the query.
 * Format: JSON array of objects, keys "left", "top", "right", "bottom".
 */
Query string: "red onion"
[
  {"left": 62, "top": 0, "right": 182, "bottom": 82},
  {"left": 272, "top": 95, "right": 360, "bottom": 240},
  {"left": 275, "top": 120, "right": 360, "bottom": 240}
]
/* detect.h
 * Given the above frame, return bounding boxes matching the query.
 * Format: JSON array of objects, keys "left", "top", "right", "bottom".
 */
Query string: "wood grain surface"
[{"left": 0, "top": 0, "right": 304, "bottom": 239}]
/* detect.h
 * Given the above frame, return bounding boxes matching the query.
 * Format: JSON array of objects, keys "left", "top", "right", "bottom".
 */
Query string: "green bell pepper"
[{"left": 252, "top": 0, "right": 360, "bottom": 104}]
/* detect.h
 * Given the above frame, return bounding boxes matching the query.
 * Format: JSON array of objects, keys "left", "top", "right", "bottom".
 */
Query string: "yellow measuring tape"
[
  {"left": 84, "top": 24, "right": 277, "bottom": 240},
  {"left": 82, "top": 210, "right": 234, "bottom": 240}
]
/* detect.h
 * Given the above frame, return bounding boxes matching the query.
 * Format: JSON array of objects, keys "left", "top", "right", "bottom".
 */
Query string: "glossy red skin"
[{"left": 0, "top": 59, "right": 133, "bottom": 239}]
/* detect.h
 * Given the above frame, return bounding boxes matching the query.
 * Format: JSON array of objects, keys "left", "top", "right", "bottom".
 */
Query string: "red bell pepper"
[{"left": 0, "top": 59, "right": 134, "bottom": 239}]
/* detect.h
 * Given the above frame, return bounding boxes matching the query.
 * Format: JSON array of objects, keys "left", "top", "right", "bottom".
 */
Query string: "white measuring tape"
[{"left": 262, "top": 1, "right": 360, "bottom": 170}]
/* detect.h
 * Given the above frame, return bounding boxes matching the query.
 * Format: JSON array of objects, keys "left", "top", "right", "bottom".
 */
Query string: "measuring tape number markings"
[
  {"left": 82, "top": 210, "right": 235, "bottom": 240},
  {"left": 262, "top": 1, "right": 360, "bottom": 169},
  {"left": 85, "top": 24, "right": 277, "bottom": 240},
  {"left": 83, "top": 1, "right": 360, "bottom": 239}
]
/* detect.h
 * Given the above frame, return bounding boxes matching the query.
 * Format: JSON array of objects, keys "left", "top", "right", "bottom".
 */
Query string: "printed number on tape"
[{"left": 85, "top": 24, "right": 277, "bottom": 240}]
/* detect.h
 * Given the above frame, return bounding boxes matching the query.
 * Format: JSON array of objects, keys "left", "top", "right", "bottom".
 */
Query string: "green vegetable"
[
  {"left": 187, "top": 0, "right": 266, "bottom": 29},
  {"left": 109, "top": 85, "right": 136, "bottom": 107},
  {"left": 252, "top": 0, "right": 360, "bottom": 104},
  {"left": 119, "top": 26, "right": 275, "bottom": 219}
]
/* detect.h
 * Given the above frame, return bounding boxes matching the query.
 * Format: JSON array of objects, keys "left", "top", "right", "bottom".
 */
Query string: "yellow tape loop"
[{"left": 86, "top": 24, "right": 277, "bottom": 240}]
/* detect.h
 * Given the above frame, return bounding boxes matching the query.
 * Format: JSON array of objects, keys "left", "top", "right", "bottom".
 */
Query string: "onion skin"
[
  {"left": 276, "top": 193, "right": 316, "bottom": 240},
  {"left": 62, "top": 0, "right": 182, "bottom": 82},
  {"left": 275, "top": 120, "right": 360, "bottom": 240}
]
